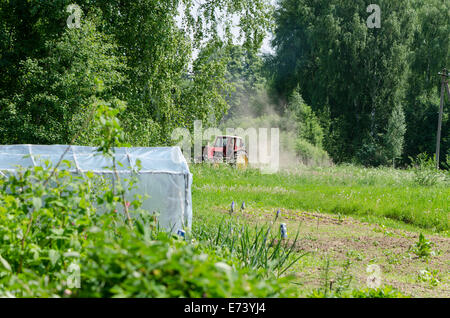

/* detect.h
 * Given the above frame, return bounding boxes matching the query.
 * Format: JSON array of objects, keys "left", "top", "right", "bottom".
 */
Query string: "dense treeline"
[
  {"left": 0, "top": 0, "right": 448, "bottom": 167},
  {"left": 267, "top": 0, "right": 449, "bottom": 166}
]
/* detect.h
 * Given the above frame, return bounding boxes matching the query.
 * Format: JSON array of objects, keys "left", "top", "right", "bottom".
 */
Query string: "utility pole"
[{"left": 436, "top": 68, "right": 449, "bottom": 169}]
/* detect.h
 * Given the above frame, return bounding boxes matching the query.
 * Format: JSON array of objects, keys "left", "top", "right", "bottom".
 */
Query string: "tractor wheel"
[
  {"left": 202, "top": 147, "right": 213, "bottom": 164},
  {"left": 236, "top": 151, "right": 248, "bottom": 170},
  {"left": 212, "top": 152, "right": 223, "bottom": 168}
]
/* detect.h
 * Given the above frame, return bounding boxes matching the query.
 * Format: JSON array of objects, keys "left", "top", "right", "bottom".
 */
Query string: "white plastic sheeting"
[{"left": 0, "top": 145, "right": 193, "bottom": 232}]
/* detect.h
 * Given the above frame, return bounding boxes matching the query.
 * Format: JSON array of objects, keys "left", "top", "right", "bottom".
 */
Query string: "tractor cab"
[{"left": 202, "top": 135, "right": 248, "bottom": 168}]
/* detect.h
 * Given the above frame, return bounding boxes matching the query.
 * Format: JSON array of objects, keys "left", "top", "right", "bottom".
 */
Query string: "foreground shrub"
[
  {"left": 0, "top": 221, "right": 298, "bottom": 297},
  {"left": 77, "top": 228, "right": 298, "bottom": 298}
]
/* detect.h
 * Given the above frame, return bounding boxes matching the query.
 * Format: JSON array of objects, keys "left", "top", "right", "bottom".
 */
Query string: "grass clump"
[
  {"left": 409, "top": 233, "right": 437, "bottom": 260},
  {"left": 306, "top": 258, "right": 409, "bottom": 298},
  {"left": 193, "top": 212, "right": 308, "bottom": 277}
]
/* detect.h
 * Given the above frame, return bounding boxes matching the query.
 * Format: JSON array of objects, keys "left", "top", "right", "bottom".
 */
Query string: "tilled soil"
[{"left": 215, "top": 207, "right": 450, "bottom": 297}]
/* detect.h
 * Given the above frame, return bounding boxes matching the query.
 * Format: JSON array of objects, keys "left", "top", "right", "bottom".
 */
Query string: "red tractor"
[{"left": 202, "top": 135, "right": 248, "bottom": 168}]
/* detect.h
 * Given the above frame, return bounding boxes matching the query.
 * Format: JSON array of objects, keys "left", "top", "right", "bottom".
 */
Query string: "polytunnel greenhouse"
[{"left": 0, "top": 145, "right": 193, "bottom": 232}]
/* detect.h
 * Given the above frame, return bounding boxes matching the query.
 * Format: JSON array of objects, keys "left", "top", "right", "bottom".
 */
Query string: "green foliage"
[
  {"left": 288, "top": 89, "right": 324, "bottom": 148},
  {"left": 404, "top": 0, "right": 449, "bottom": 165},
  {"left": 0, "top": 160, "right": 98, "bottom": 286},
  {"left": 77, "top": 226, "right": 297, "bottom": 298},
  {"left": 0, "top": 0, "right": 273, "bottom": 147},
  {"left": 383, "top": 103, "right": 407, "bottom": 166},
  {"left": 193, "top": 214, "right": 308, "bottom": 277},
  {"left": 417, "top": 268, "right": 441, "bottom": 287},
  {"left": 350, "top": 286, "right": 409, "bottom": 298},
  {"left": 409, "top": 153, "right": 447, "bottom": 186},
  {"left": 0, "top": 17, "right": 126, "bottom": 145},
  {"left": 295, "top": 139, "right": 331, "bottom": 166},
  {"left": 269, "top": 0, "right": 445, "bottom": 166},
  {"left": 93, "top": 103, "right": 129, "bottom": 157},
  {"left": 307, "top": 258, "right": 353, "bottom": 298},
  {"left": 409, "top": 233, "right": 436, "bottom": 260},
  {"left": 222, "top": 45, "right": 268, "bottom": 120},
  {"left": 307, "top": 258, "right": 408, "bottom": 298}
]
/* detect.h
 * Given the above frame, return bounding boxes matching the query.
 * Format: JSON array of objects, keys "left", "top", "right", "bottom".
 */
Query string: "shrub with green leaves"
[
  {"left": 296, "top": 138, "right": 331, "bottom": 166},
  {"left": 0, "top": 161, "right": 97, "bottom": 276},
  {"left": 409, "top": 153, "right": 447, "bottom": 186}
]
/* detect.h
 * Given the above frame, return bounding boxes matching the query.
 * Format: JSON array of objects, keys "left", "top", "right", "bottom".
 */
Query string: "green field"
[
  {"left": 192, "top": 165, "right": 449, "bottom": 234},
  {"left": 191, "top": 164, "right": 450, "bottom": 297}
]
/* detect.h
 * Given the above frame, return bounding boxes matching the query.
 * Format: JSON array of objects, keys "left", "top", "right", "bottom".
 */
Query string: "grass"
[
  {"left": 190, "top": 164, "right": 450, "bottom": 297},
  {"left": 191, "top": 164, "right": 449, "bottom": 234}
]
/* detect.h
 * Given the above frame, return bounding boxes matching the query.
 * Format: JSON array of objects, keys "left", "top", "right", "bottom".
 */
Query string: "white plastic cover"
[{"left": 0, "top": 145, "right": 193, "bottom": 232}]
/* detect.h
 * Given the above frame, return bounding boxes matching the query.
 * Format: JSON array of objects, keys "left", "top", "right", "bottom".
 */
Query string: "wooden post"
[{"left": 436, "top": 69, "right": 448, "bottom": 169}]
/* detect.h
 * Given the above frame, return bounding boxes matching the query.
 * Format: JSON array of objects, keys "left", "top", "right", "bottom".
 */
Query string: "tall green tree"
[
  {"left": 384, "top": 103, "right": 407, "bottom": 167},
  {"left": 0, "top": 13, "right": 125, "bottom": 144},
  {"left": 269, "top": 0, "right": 416, "bottom": 165}
]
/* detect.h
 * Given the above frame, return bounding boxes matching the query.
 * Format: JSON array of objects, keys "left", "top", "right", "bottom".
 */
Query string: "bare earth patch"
[{"left": 215, "top": 207, "right": 450, "bottom": 297}]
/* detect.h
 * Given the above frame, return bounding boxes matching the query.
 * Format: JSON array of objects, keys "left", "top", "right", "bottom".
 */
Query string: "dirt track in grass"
[{"left": 215, "top": 207, "right": 450, "bottom": 297}]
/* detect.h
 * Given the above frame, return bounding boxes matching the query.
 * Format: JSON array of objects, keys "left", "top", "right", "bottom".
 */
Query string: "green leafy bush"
[
  {"left": 295, "top": 138, "right": 331, "bottom": 166},
  {"left": 409, "top": 233, "right": 436, "bottom": 260},
  {"left": 288, "top": 89, "right": 324, "bottom": 148},
  {"left": 77, "top": 226, "right": 298, "bottom": 298}
]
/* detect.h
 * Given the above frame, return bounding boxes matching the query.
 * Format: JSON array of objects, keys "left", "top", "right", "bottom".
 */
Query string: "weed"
[
  {"left": 383, "top": 250, "right": 402, "bottom": 265},
  {"left": 409, "top": 153, "right": 447, "bottom": 186},
  {"left": 417, "top": 268, "right": 441, "bottom": 287},
  {"left": 309, "top": 257, "right": 353, "bottom": 298},
  {"left": 350, "top": 286, "right": 409, "bottom": 298},
  {"left": 409, "top": 233, "right": 435, "bottom": 260},
  {"left": 346, "top": 250, "right": 364, "bottom": 262},
  {"left": 373, "top": 225, "right": 394, "bottom": 237}
]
